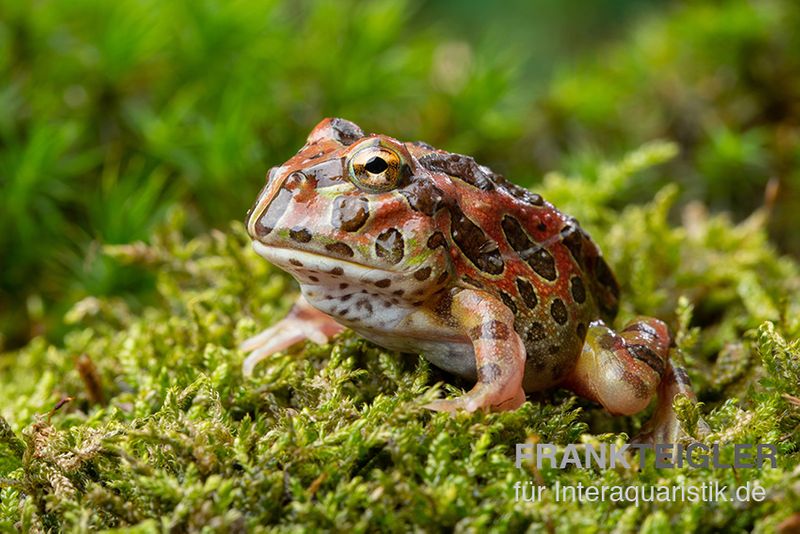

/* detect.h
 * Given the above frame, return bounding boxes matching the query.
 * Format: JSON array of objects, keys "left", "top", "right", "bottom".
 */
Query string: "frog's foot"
[
  {"left": 241, "top": 295, "right": 344, "bottom": 377},
  {"left": 424, "top": 385, "right": 525, "bottom": 413},
  {"left": 562, "top": 318, "right": 706, "bottom": 445},
  {"left": 424, "top": 288, "right": 526, "bottom": 413}
]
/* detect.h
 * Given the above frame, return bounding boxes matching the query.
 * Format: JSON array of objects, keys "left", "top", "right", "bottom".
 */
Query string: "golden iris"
[{"left": 348, "top": 145, "right": 403, "bottom": 192}]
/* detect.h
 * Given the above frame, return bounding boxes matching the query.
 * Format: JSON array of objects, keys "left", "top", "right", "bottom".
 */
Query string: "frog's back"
[{"left": 417, "top": 150, "right": 620, "bottom": 390}]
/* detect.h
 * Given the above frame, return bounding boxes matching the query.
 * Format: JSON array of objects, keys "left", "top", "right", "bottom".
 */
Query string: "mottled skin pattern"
[{"left": 242, "top": 118, "right": 702, "bottom": 443}]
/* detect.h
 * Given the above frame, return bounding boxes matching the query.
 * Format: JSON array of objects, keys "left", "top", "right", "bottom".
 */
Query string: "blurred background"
[{"left": 1, "top": 0, "right": 798, "bottom": 350}]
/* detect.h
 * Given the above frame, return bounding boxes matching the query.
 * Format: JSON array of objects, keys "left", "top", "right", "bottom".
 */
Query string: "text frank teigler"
[{"left": 512, "top": 442, "right": 776, "bottom": 504}]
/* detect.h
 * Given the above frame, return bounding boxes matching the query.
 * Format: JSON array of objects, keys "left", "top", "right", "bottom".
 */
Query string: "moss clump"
[{"left": 1, "top": 144, "right": 798, "bottom": 532}]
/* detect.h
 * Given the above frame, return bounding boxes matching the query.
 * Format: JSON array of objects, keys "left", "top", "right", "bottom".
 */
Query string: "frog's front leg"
[
  {"left": 562, "top": 317, "right": 706, "bottom": 443},
  {"left": 241, "top": 295, "right": 345, "bottom": 377},
  {"left": 425, "top": 288, "right": 526, "bottom": 413}
]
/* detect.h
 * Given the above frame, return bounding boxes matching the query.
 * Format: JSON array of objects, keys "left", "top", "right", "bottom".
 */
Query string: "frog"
[{"left": 241, "top": 117, "right": 702, "bottom": 443}]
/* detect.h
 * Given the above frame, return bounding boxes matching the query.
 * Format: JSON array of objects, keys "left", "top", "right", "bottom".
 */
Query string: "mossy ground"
[{"left": 1, "top": 145, "right": 799, "bottom": 532}]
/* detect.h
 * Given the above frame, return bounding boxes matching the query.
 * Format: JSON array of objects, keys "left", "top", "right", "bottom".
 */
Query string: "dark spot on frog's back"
[
  {"left": 499, "top": 291, "right": 517, "bottom": 314},
  {"left": 427, "top": 231, "right": 447, "bottom": 250},
  {"left": 527, "top": 248, "right": 557, "bottom": 282},
  {"left": 516, "top": 278, "right": 538, "bottom": 309},
  {"left": 501, "top": 216, "right": 557, "bottom": 281},
  {"left": 375, "top": 228, "right": 404, "bottom": 264},
  {"left": 560, "top": 224, "right": 586, "bottom": 266},
  {"left": 570, "top": 276, "right": 586, "bottom": 304},
  {"left": 550, "top": 298, "right": 568, "bottom": 325},
  {"left": 558, "top": 220, "right": 619, "bottom": 320},
  {"left": 419, "top": 149, "right": 543, "bottom": 206},
  {"left": 400, "top": 179, "right": 443, "bottom": 216},
  {"left": 332, "top": 195, "right": 369, "bottom": 232},
  {"left": 493, "top": 175, "right": 544, "bottom": 206},
  {"left": 420, "top": 153, "right": 496, "bottom": 191},
  {"left": 501, "top": 215, "right": 529, "bottom": 252},
  {"left": 448, "top": 205, "right": 504, "bottom": 275}
]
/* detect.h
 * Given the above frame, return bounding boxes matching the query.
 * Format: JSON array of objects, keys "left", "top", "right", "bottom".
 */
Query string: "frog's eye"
[{"left": 348, "top": 146, "right": 403, "bottom": 192}]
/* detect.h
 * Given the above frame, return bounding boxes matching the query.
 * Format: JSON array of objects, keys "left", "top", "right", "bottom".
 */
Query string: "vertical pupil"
[{"left": 365, "top": 156, "right": 389, "bottom": 174}]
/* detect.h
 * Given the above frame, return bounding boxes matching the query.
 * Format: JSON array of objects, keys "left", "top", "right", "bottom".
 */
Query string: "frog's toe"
[
  {"left": 423, "top": 397, "right": 470, "bottom": 414},
  {"left": 463, "top": 387, "right": 526, "bottom": 412},
  {"left": 241, "top": 320, "right": 340, "bottom": 377},
  {"left": 240, "top": 295, "right": 345, "bottom": 377},
  {"left": 493, "top": 387, "right": 527, "bottom": 411},
  {"left": 423, "top": 386, "right": 525, "bottom": 414},
  {"left": 241, "top": 327, "right": 296, "bottom": 377}
]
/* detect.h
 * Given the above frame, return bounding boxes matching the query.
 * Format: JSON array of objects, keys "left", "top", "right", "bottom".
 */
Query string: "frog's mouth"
[{"left": 253, "top": 242, "right": 400, "bottom": 282}]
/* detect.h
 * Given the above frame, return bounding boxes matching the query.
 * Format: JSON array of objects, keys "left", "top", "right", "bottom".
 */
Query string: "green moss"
[{"left": 1, "top": 143, "right": 798, "bottom": 532}]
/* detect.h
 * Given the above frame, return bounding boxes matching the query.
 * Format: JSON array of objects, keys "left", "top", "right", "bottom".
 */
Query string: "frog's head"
[{"left": 246, "top": 118, "right": 453, "bottom": 305}]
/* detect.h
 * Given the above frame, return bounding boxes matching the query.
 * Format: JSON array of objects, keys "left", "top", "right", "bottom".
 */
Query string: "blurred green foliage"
[
  {"left": 533, "top": 0, "right": 800, "bottom": 245},
  {"left": 3, "top": 0, "right": 798, "bottom": 348}
]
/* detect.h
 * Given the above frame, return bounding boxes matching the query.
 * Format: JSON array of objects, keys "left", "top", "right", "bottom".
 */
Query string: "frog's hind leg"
[
  {"left": 241, "top": 295, "right": 344, "bottom": 377},
  {"left": 562, "top": 317, "right": 705, "bottom": 443}
]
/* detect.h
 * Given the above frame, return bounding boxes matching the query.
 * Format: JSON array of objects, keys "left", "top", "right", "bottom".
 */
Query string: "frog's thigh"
[
  {"left": 425, "top": 288, "right": 526, "bottom": 413},
  {"left": 562, "top": 318, "right": 671, "bottom": 416}
]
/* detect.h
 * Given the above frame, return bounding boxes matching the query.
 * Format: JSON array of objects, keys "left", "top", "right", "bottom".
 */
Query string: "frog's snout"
[{"left": 246, "top": 167, "right": 303, "bottom": 242}]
